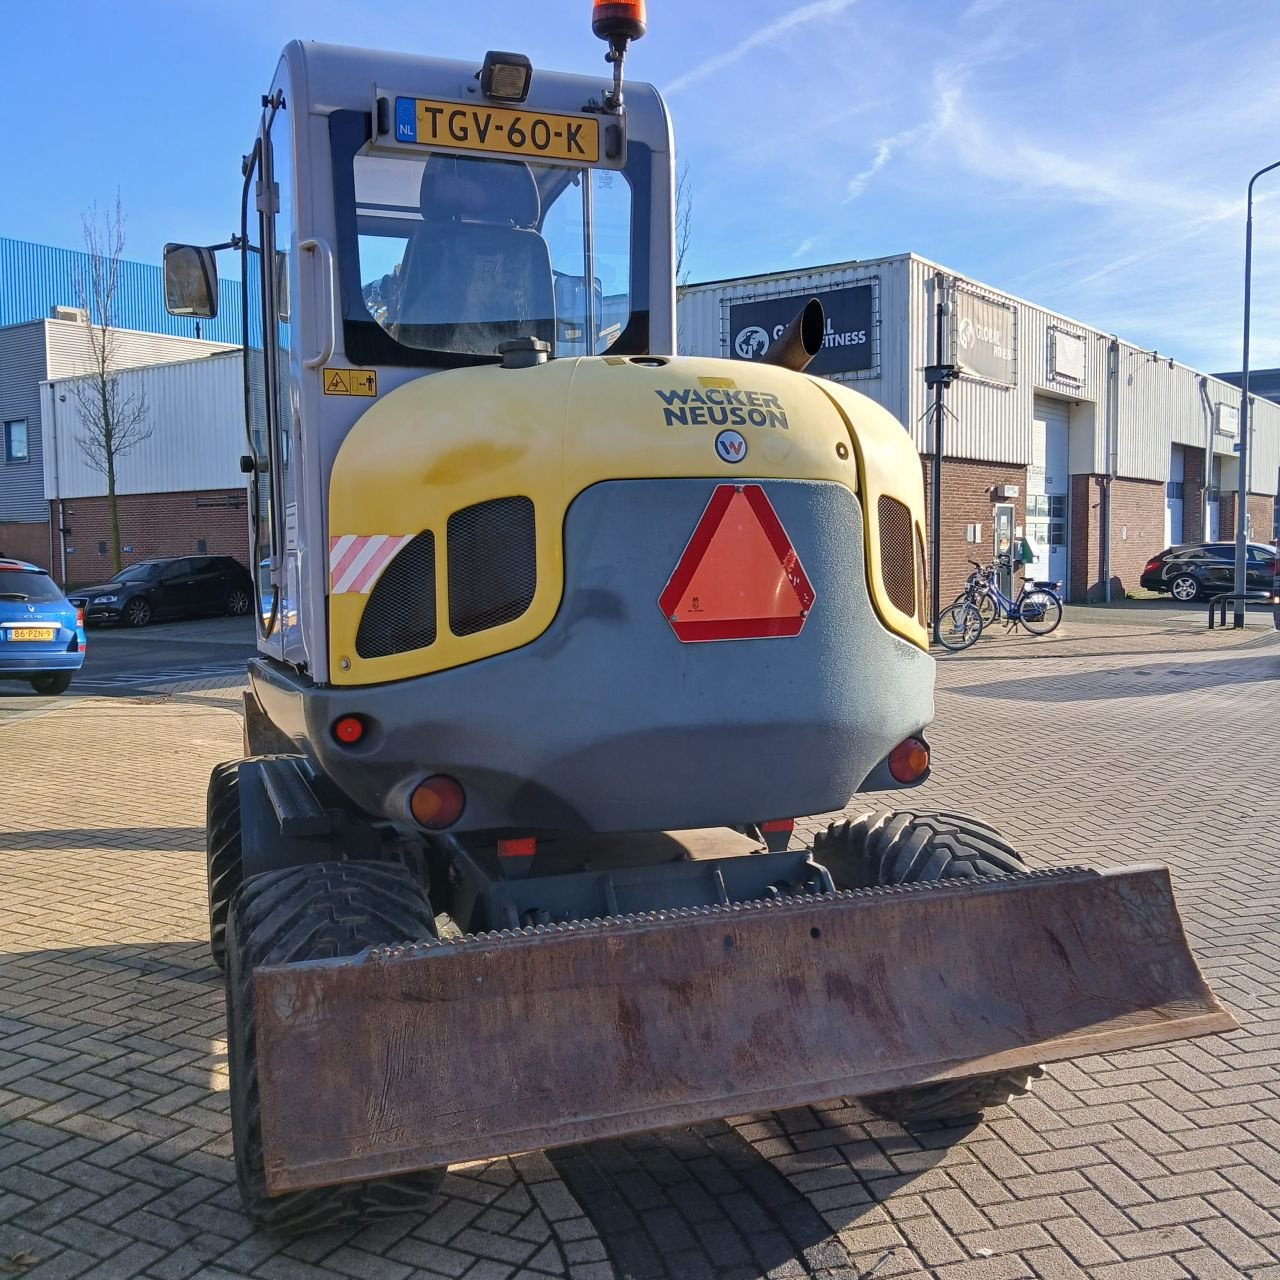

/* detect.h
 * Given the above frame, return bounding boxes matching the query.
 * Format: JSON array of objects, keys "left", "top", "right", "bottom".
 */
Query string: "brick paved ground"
[{"left": 2, "top": 612, "right": 1279, "bottom": 1279}]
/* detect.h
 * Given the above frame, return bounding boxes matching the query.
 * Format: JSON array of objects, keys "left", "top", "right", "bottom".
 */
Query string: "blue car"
[{"left": 0, "top": 559, "right": 87, "bottom": 695}]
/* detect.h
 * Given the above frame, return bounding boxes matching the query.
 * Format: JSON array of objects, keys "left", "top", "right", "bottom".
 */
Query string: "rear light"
[
  {"left": 888, "top": 737, "right": 930, "bottom": 785},
  {"left": 498, "top": 837, "right": 536, "bottom": 858},
  {"left": 75, "top": 607, "right": 84, "bottom": 627},
  {"left": 410, "top": 775, "right": 466, "bottom": 829},
  {"left": 332, "top": 715, "right": 366, "bottom": 745},
  {"left": 1144, "top": 559, "right": 1162, "bottom": 574},
  {"left": 759, "top": 819, "right": 795, "bottom": 835}
]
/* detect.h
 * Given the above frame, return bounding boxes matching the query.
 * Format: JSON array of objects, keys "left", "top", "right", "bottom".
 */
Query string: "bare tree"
[
  {"left": 675, "top": 161, "right": 694, "bottom": 286},
  {"left": 72, "top": 196, "right": 150, "bottom": 572}
]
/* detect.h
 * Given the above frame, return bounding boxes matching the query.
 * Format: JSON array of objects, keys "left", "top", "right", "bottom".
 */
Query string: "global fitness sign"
[
  {"left": 951, "top": 289, "right": 1016, "bottom": 385},
  {"left": 728, "top": 284, "right": 876, "bottom": 376}
]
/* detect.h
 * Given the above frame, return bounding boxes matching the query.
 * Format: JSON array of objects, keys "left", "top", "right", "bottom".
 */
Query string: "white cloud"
[
  {"left": 846, "top": 73, "right": 960, "bottom": 199},
  {"left": 662, "top": 0, "right": 857, "bottom": 96}
]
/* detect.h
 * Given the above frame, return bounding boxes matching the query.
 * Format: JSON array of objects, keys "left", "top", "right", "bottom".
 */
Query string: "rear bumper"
[
  {"left": 0, "top": 650, "right": 85, "bottom": 676},
  {"left": 253, "top": 479, "right": 935, "bottom": 832}
]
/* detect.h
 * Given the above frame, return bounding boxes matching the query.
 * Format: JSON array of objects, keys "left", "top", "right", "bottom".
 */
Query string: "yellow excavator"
[{"left": 163, "top": 1, "right": 1232, "bottom": 1231}]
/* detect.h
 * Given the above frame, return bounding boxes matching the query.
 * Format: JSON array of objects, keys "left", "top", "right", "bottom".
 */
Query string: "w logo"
[{"left": 715, "top": 429, "right": 748, "bottom": 463}]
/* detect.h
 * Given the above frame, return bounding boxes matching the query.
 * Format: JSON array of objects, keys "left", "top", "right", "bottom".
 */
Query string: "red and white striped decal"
[{"left": 329, "top": 534, "right": 412, "bottom": 595}]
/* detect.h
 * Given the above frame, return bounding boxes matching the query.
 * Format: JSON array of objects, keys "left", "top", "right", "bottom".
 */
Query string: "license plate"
[
  {"left": 394, "top": 97, "right": 600, "bottom": 164},
  {"left": 9, "top": 627, "right": 55, "bottom": 641}
]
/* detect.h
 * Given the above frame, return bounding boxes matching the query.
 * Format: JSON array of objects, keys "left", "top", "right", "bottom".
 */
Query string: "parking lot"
[{"left": 3, "top": 608, "right": 1280, "bottom": 1280}]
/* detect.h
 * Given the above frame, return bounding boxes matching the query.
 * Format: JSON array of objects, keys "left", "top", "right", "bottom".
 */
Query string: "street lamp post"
[{"left": 1233, "top": 159, "right": 1280, "bottom": 628}]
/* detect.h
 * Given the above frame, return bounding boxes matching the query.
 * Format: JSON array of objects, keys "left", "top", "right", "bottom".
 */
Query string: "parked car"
[
  {"left": 69, "top": 555, "right": 254, "bottom": 627},
  {"left": 0, "top": 559, "right": 86, "bottom": 694},
  {"left": 1140, "top": 541, "right": 1279, "bottom": 602}
]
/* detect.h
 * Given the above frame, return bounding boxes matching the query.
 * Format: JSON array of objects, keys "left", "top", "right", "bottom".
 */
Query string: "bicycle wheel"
[
  {"left": 952, "top": 591, "right": 997, "bottom": 627},
  {"left": 935, "top": 601, "right": 983, "bottom": 651},
  {"left": 1018, "top": 589, "right": 1062, "bottom": 635}
]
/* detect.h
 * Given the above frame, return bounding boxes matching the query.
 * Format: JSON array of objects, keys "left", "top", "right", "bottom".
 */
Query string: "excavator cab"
[{"left": 164, "top": 4, "right": 1233, "bottom": 1234}]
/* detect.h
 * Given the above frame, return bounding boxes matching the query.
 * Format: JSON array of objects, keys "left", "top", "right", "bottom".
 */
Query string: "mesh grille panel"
[
  {"left": 877, "top": 495, "right": 916, "bottom": 616},
  {"left": 915, "top": 524, "right": 928, "bottom": 626},
  {"left": 355, "top": 532, "right": 437, "bottom": 658},
  {"left": 448, "top": 497, "right": 537, "bottom": 636}
]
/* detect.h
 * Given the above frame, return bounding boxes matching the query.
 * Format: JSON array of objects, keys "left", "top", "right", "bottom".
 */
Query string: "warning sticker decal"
[{"left": 323, "top": 368, "right": 377, "bottom": 397}]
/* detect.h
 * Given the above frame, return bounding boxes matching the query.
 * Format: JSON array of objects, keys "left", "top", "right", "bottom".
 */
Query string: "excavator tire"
[
  {"left": 226, "top": 860, "right": 443, "bottom": 1231},
  {"left": 206, "top": 762, "right": 244, "bottom": 971},
  {"left": 813, "top": 809, "right": 1043, "bottom": 1124}
]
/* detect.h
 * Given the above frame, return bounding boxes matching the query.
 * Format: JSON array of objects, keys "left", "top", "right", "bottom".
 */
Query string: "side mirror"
[{"left": 163, "top": 243, "right": 219, "bottom": 318}]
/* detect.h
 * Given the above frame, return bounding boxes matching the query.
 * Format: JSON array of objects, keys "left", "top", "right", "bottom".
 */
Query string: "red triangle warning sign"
[{"left": 658, "top": 485, "right": 815, "bottom": 642}]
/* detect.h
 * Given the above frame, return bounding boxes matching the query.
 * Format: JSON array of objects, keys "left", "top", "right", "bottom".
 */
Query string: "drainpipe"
[
  {"left": 1199, "top": 376, "right": 1214, "bottom": 539},
  {"left": 48, "top": 383, "right": 68, "bottom": 585},
  {"left": 1103, "top": 338, "right": 1119, "bottom": 603}
]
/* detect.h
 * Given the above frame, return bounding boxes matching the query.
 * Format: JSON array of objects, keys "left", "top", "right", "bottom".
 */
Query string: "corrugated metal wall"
[
  {"left": 0, "top": 237, "right": 244, "bottom": 345},
  {"left": 677, "top": 257, "right": 914, "bottom": 427},
  {"left": 681, "top": 253, "right": 1280, "bottom": 497},
  {"left": 906, "top": 258, "right": 1112, "bottom": 468},
  {"left": 41, "top": 352, "right": 246, "bottom": 500},
  {"left": 0, "top": 323, "right": 50, "bottom": 522},
  {"left": 43, "top": 320, "right": 235, "bottom": 381}
]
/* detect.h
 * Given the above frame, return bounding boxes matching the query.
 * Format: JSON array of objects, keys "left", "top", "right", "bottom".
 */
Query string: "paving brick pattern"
[{"left": 2, "top": 613, "right": 1279, "bottom": 1278}]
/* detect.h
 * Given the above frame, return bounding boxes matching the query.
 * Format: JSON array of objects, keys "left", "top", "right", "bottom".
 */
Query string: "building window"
[{"left": 4, "top": 420, "right": 28, "bottom": 463}]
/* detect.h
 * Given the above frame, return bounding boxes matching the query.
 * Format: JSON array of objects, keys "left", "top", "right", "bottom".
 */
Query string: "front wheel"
[
  {"left": 935, "top": 601, "right": 983, "bottom": 651},
  {"left": 1169, "top": 574, "right": 1200, "bottom": 602},
  {"left": 952, "top": 591, "right": 997, "bottom": 626},
  {"left": 123, "top": 597, "right": 152, "bottom": 627},
  {"left": 226, "top": 861, "right": 444, "bottom": 1231},
  {"left": 225, "top": 587, "right": 252, "bottom": 617},
  {"left": 1017, "top": 589, "right": 1062, "bottom": 635}
]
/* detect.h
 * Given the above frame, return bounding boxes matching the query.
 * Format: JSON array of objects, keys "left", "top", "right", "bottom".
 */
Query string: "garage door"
[{"left": 1029, "top": 398, "right": 1069, "bottom": 586}]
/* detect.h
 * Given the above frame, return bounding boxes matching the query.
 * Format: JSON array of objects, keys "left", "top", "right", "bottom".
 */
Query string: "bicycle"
[
  {"left": 960, "top": 555, "right": 1063, "bottom": 636},
  {"left": 934, "top": 597, "right": 985, "bottom": 651}
]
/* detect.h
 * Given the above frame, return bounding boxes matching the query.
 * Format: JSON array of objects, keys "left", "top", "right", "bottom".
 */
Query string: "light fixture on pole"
[{"left": 1232, "top": 158, "right": 1280, "bottom": 628}]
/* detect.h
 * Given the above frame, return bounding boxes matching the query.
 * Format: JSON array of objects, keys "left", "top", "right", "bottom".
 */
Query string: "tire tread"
[
  {"left": 813, "top": 808, "right": 1040, "bottom": 1124},
  {"left": 227, "top": 860, "right": 441, "bottom": 1232}
]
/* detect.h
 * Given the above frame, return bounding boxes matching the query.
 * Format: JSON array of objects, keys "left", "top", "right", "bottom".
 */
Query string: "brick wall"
[
  {"left": 1183, "top": 448, "right": 1205, "bottom": 544},
  {"left": 1069, "top": 475, "right": 1104, "bottom": 602},
  {"left": 1109, "top": 477, "right": 1167, "bottom": 592},
  {"left": 1219, "top": 491, "right": 1276, "bottom": 544},
  {"left": 53, "top": 489, "right": 250, "bottom": 586},
  {"left": 920, "top": 457, "right": 1027, "bottom": 601},
  {"left": 0, "top": 520, "right": 53, "bottom": 570},
  {"left": 1069, "top": 475, "right": 1165, "bottom": 600}
]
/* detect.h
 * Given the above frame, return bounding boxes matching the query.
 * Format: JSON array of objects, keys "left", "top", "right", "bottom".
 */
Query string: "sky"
[{"left": 4, "top": 0, "right": 1280, "bottom": 373}]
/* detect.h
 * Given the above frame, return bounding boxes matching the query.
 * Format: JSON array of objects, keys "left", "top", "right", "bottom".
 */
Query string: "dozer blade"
[{"left": 253, "top": 864, "right": 1234, "bottom": 1194}]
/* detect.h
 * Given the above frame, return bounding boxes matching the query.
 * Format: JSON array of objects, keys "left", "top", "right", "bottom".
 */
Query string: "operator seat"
[{"left": 390, "top": 155, "right": 555, "bottom": 355}]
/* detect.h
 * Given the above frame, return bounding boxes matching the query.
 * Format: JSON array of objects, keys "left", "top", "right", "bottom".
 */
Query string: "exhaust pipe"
[{"left": 761, "top": 298, "right": 825, "bottom": 372}]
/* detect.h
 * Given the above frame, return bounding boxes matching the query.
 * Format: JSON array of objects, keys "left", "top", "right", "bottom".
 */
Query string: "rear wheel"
[
  {"left": 30, "top": 672, "right": 73, "bottom": 695},
  {"left": 814, "top": 810, "right": 1043, "bottom": 1123},
  {"left": 226, "top": 860, "right": 443, "bottom": 1231},
  {"left": 1170, "top": 574, "right": 1200, "bottom": 602},
  {"left": 935, "top": 601, "right": 983, "bottom": 651},
  {"left": 206, "top": 762, "right": 243, "bottom": 970},
  {"left": 1017, "top": 589, "right": 1062, "bottom": 635}
]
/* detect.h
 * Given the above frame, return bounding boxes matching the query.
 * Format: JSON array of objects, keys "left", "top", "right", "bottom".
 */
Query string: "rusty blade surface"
[{"left": 253, "top": 864, "right": 1234, "bottom": 1194}]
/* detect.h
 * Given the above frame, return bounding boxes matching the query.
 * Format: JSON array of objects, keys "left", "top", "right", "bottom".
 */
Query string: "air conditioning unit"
[{"left": 50, "top": 306, "right": 87, "bottom": 323}]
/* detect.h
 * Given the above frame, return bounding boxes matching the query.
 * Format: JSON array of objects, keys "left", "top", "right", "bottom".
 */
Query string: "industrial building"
[
  {"left": 0, "top": 237, "right": 242, "bottom": 581},
  {"left": 679, "top": 255, "right": 1280, "bottom": 601}
]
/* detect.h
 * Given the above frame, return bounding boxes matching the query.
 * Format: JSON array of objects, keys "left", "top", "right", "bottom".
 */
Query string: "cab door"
[{"left": 242, "top": 93, "right": 291, "bottom": 659}]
